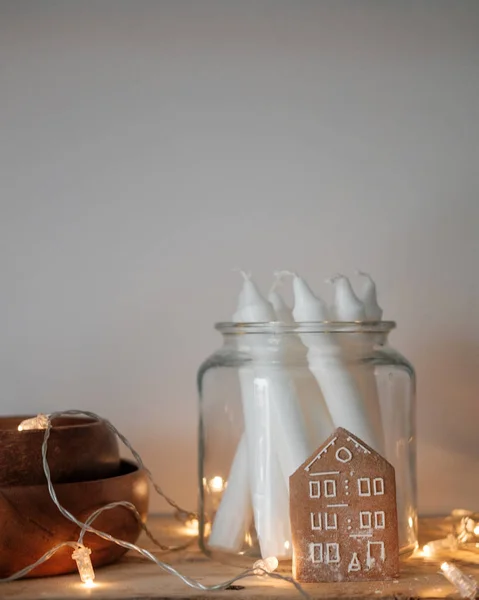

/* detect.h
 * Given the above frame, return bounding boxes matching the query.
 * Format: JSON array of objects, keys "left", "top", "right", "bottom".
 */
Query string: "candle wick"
[
  {"left": 232, "top": 268, "right": 252, "bottom": 281},
  {"left": 325, "top": 273, "right": 345, "bottom": 284},
  {"left": 270, "top": 270, "right": 296, "bottom": 294},
  {"left": 356, "top": 269, "right": 373, "bottom": 282}
]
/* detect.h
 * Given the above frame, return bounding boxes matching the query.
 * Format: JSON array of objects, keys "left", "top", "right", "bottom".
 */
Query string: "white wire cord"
[
  {"left": 78, "top": 500, "right": 194, "bottom": 552},
  {"left": 49, "top": 410, "right": 196, "bottom": 519},
  {"left": 0, "top": 410, "right": 309, "bottom": 598},
  {"left": 0, "top": 542, "right": 80, "bottom": 583}
]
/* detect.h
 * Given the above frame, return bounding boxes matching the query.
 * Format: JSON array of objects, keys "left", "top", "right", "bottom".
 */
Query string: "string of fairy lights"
[
  {"left": 3, "top": 410, "right": 479, "bottom": 599},
  {"left": 2, "top": 410, "right": 308, "bottom": 598}
]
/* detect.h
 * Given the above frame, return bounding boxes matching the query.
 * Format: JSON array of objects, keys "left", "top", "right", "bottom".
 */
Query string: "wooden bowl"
[
  {"left": 0, "top": 415, "right": 120, "bottom": 486},
  {"left": 0, "top": 460, "right": 149, "bottom": 578}
]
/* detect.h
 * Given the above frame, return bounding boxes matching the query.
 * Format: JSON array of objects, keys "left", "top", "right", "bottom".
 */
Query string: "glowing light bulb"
[
  {"left": 18, "top": 414, "right": 49, "bottom": 431},
  {"left": 441, "top": 562, "right": 478, "bottom": 599},
  {"left": 209, "top": 476, "right": 225, "bottom": 492},
  {"left": 419, "top": 535, "right": 459, "bottom": 558},
  {"left": 72, "top": 546, "right": 95, "bottom": 586},
  {"left": 284, "top": 540, "right": 290, "bottom": 551},
  {"left": 253, "top": 556, "right": 279, "bottom": 576},
  {"left": 473, "top": 525, "right": 479, "bottom": 537},
  {"left": 184, "top": 517, "right": 199, "bottom": 535}
]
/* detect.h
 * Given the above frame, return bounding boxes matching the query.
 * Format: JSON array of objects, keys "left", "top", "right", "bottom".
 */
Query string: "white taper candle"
[
  {"left": 212, "top": 273, "right": 306, "bottom": 558},
  {"left": 292, "top": 274, "right": 381, "bottom": 452},
  {"left": 208, "top": 436, "right": 252, "bottom": 551},
  {"left": 233, "top": 275, "right": 293, "bottom": 557},
  {"left": 329, "top": 273, "right": 366, "bottom": 321},
  {"left": 328, "top": 273, "right": 385, "bottom": 454},
  {"left": 357, "top": 271, "right": 383, "bottom": 320}
]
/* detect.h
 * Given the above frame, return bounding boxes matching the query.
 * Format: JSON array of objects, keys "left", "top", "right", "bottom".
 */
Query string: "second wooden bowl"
[
  {"left": 0, "top": 415, "right": 120, "bottom": 486},
  {"left": 0, "top": 460, "right": 149, "bottom": 578}
]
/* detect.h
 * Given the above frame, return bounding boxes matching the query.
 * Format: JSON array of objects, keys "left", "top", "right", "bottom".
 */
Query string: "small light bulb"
[
  {"left": 284, "top": 540, "right": 290, "bottom": 551},
  {"left": 473, "top": 525, "right": 479, "bottom": 537},
  {"left": 441, "top": 562, "right": 478, "bottom": 599},
  {"left": 209, "top": 476, "right": 225, "bottom": 492},
  {"left": 72, "top": 545, "right": 95, "bottom": 585},
  {"left": 465, "top": 518, "right": 476, "bottom": 533},
  {"left": 421, "top": 536, "right": 458, "bottom": 556},
  {"left": 18, "top": 414, "right": 49, "bottom": 431},
  {"left": 253, "top": 556, "right": 279, "bottom": 576},
  {"left": 184, "top": 517, "right": 199, "bottom": 535}
]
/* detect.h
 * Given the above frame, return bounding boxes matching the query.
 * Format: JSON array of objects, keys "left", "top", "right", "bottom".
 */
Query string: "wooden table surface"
[{"left": 2, "top": 516, "right": 479, "bottom": 600}]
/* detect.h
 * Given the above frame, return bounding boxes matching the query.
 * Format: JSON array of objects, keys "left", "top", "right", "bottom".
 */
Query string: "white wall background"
[{"left": 1, "top": 0, "right": 478, "bottom": 515}]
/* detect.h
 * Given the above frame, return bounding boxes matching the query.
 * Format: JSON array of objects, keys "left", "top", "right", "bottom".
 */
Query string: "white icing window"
[
  {"left": 309, "top": 481, "right": 321, "bottom": 498},
  {"left": 324, "top": 479, "right": 337, "bottom": 497},
  {"left": 367, "top": 541, "right": 386, "bottom": 563},
  {"left": 310, "top": 543, "right": 323, "bottom": 563},
  {"left": 335, "top": 447, "right": 353, "bottom": 463},
  {"left": 310, "top": 512, "right": 337, "bottom": 530},
  {"left": 358, "top": 477, "right": 371, "bottom": 496},
  {"left": 310, "top": 513, "right": 322, "bottom": 530},
  {"left": 325, "top": 513, "right": 338, "bottom": 530},
  {"left": 374, "top": 511, "right": 385, "bottom": 529},
  {"left": 373, "top": 478, "right": 384, "bottom": 495},
  {"left": 326, "top": 543, "right": 340, "bottom": 564},
  {"left": 360, "top": 511, "right": 372, "bottom": 528}
]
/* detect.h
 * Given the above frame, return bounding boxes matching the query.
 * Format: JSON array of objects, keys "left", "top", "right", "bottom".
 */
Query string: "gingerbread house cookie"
[{"left": 289, "top": 427, "right": 399, "bottom": 583}]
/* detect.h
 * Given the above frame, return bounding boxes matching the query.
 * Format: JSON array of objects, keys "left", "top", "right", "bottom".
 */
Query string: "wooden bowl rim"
[
  {"left": 0, "top": 415, "right": 111, "bottom": 433},
  {"left": 0, "top": 460, "right": 144, "bottom": 490}
]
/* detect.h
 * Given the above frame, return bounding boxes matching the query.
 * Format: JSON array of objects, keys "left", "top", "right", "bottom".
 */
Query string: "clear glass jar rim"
[{"left": 215, "top": 321, "right": 396, "bottom": 334}]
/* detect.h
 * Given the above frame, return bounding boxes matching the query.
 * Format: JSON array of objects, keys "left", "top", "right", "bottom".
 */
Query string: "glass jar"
[{"left": 198, "top": 321, "right": 416, "bottom": 566}]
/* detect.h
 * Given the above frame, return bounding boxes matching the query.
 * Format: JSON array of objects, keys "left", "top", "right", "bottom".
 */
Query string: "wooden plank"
[{"left": 1, "top": 516, "right": 478, "bottom": 600}]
